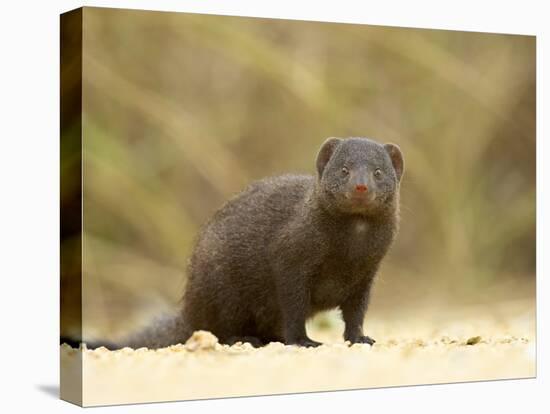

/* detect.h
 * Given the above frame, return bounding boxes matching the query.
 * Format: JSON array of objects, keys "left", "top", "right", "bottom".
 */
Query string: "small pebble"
[{"left": 466, "top": 336, "right": 482, "bottom": 345}]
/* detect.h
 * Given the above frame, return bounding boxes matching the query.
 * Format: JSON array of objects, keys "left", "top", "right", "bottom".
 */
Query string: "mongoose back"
[{"left": 63, "top": 137, "right": 404, "bottom": 349}]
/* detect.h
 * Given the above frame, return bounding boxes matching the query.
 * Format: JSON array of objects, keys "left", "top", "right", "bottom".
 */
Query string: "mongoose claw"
[
  {"left": 290, "top": 338, "right": 323, "bottom": 348},
  {"left": 351, "top": 335, "right": 376, "bottom": 346}
]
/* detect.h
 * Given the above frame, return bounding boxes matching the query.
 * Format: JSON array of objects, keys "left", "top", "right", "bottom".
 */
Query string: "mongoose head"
[{"left": 316, "top": 137, "right": 404, "bottom": 217}]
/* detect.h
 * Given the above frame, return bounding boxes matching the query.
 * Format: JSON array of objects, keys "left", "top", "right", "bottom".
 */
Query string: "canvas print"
[{"left": 60, "top": 6, "right": 536, "bottom": 407}]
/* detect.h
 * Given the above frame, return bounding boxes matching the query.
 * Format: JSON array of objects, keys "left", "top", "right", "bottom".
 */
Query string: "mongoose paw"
[
  {"left": 290, "top": 338, "right": 323, "bottom": 347},
  {"left": 348, "top": 335, "right": 376, "bottom": 346}
]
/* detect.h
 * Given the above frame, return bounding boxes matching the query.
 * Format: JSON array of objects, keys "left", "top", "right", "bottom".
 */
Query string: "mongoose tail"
[{"left": 60, "top": 312, "right": 190, "bottom": 350}]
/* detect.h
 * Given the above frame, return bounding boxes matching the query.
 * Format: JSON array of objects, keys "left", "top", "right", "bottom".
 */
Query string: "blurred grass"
[{"left": 63, "top": 8, "right": 535, "bottom": 335}]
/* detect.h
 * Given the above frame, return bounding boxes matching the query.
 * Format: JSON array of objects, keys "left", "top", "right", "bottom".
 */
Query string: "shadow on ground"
[{"left": 36, "top": 384, "right": 59, "bottom": 399}]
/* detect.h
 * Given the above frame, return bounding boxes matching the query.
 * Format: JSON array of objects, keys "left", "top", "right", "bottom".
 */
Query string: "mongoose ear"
[
  {"left": 384, "top": 143, "right": 404, "bottom": 182},
  {"left": 316, "top": 137, "right": 343, "bottom": 178}
]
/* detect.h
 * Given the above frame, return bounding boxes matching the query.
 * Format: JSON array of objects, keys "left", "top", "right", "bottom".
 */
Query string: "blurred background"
[{"left": 61, "top": 7, "right": 535, "bottom": 340}]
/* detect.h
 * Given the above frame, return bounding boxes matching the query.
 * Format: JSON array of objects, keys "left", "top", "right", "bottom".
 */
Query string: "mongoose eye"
[
  {"left": 341, "top": 167, "right": 349, "bottom": 176},
  {"left": 374, "top": 169, "right": 383, "bottom": 179}
]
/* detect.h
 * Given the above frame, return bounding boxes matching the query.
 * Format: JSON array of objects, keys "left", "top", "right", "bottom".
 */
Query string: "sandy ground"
[{"left": 61, "top": 299, "right": 535, "bottom": 407}]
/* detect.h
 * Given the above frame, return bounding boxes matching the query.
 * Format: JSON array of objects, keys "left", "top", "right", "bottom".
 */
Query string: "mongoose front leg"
[
  {"left": 271, "top": 234, "right": 323, "bottom": 348},
  {"left": 341, "top": 277, "right": 375, "bottom": 346},
  {"left": 281, "top": 287, "right": 322, "bottom": 347},
  {"left": 275, "top": 269, "right": 321, "bottom": 347}
]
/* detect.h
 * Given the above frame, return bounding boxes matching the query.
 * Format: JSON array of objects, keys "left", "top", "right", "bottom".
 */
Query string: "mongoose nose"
[{"left": 355, "top": 184, "right": 368, "bottom": 193}]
